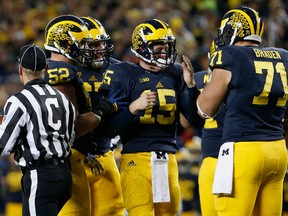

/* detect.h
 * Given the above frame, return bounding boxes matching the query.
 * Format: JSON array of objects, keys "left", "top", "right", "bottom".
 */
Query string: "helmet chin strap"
[
  {"left": 154, "top": 58, "right": 170, "bottom": 69},
  {"left": 91, "top": 60, "right": 104, "bottom": 68}
]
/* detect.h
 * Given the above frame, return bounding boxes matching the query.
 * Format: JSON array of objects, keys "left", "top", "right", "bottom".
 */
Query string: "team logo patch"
[
  {"left": 89, "top": 75, "right": 97, "bottom": 81},
  {"left": 222, "top": 148, "right": 230, "bottom": 156},
  {"left": 156, "top": 82, "right": 164, "bottom": 88},
  {"left": 127, "top": 160, "right": 136, "bottom": 166}
]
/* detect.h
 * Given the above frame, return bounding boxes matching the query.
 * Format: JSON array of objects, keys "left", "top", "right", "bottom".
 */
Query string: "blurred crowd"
[{"left": 0, "top": 0, "right": 288, "bottom": 215}]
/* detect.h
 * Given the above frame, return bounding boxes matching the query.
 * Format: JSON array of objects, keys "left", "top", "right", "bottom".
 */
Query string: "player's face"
[
  {"left": 152, "top": 43, "right": 169, "bottom": 60},
  {"left": 88, "top": 41, "right": 106, "bottom": 60},
  {"left": 77, "top": 40, "right": 89, "bottom": 61}
]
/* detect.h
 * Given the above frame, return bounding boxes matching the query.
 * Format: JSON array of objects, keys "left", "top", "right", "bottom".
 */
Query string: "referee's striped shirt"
[{"left": 0, "top": 79, "right": 76, "bottom": 167}]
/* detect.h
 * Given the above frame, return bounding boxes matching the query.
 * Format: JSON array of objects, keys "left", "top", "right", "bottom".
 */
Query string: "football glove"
[
  {"left": 93, "top": 97, "right": 114, "bottom": 119},
  {"left": 84, "top": 153, "right": 104, "bottom": 176},
  {"left": 93, "top": 91, "right": 129, "bottom": 119}
]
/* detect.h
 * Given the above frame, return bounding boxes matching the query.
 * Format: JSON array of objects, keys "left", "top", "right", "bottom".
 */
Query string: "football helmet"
[
  {"left": 215, "top": 6, "right": 264, "bottom": 47},
  {"left": 131, "top": 19, "right": 177, "bottom": 68},
  {"left": 79, "top": 17, "right": 113, "bottom": 68},
  {"left": 44, "top": 15, "right": 89, "bottom": 63}
]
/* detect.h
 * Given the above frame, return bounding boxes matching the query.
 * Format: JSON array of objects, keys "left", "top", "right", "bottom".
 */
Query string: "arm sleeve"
[
  {"left": 98, "top": 64, "right": 135, "bottom": 137},
  {"left": 179, "top": 86, "right": 205, "bottom": 129},
  {"left": 103, "top": 109, "right": 136, "bottom": 138},
  {"left": 0, "top": 97, "right": 24, "bottom": 155}
]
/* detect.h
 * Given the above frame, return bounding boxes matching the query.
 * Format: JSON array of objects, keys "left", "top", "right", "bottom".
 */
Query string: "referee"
[{"left": 0, "top": 44, "right": 76, "bottom": 216}]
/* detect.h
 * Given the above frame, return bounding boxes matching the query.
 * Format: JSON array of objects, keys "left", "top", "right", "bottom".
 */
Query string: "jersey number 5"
[{"left": 140, "top": 89, "right": 176, "bottom": 125}]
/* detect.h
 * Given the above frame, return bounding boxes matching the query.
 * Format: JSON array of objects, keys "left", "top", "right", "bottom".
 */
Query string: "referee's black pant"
[{"left": 21, "top": 159, "right": 72, "bottom": 216}]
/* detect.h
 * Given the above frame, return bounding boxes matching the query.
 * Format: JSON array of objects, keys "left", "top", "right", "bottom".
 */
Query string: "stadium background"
[{"left": 0, "top": 0, "right": 287, "bottom": 215}]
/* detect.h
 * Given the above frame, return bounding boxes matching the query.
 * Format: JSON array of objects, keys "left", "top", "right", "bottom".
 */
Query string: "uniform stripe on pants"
[{"left": 29, "top": 170, "right": 38, "bottom": 216}]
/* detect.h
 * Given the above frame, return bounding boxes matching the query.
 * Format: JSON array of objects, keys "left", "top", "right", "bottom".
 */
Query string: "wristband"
[{"left": 196, "top": 100, "right": 213, "bottom": 119}]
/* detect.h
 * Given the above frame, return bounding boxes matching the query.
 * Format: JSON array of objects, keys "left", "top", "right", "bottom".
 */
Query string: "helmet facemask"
[
  {"left": 215, "top": 20, "right": 239, "bottom": 47},
  {"left": 78, "top": 37, "right": 113, "bottom": 68},
  {"left": 79, "top": 17, "right": 113, "bottom": 69},
  {"left": 144, "top": 39, "right": 177, "bottom": 69}
]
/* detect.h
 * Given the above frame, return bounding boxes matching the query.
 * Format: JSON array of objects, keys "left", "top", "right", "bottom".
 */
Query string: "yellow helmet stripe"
[
  {"left": 260, "top": 22, "right": 264, "bottom": 36},
  {"left": 155, "top": 19, "right": 169, "bottom": 29},
  {"left": 85, "top": 17, "right": 101, "bottom": 29},
  {"left": 249, "top": 8, "right": 261, "bottom": 35},
  {"left": 82, "top": 17, "right": 107, "bottom": 39},
  {"left": 140, "top": 20, "right": 174, "bottom": 41}
]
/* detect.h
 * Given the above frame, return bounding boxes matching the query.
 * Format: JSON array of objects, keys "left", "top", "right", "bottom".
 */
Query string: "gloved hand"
[
  {"left": 84, "top": 154, "right": 104, "bottom": 176},
  {"left": 93, "top": 91, "right": 129, "bottom": 119},
  {"left": 93, "top": 97, "right": 114, "bottom": 119}
]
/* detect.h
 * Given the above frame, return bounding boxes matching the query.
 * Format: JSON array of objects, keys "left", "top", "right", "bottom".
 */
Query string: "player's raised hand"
[{"left": 182, "top": 55, "right": 195, "bottom": 88}]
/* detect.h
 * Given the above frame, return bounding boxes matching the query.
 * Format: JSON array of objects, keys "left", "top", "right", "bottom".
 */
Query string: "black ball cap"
[{"left": 18, "top": 44, "right": 47, "bottom": 71}]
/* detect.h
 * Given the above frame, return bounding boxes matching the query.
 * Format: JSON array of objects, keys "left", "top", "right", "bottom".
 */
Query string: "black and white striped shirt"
[{"left": 0, "top": 79, "right": 76, "bottom": 167}]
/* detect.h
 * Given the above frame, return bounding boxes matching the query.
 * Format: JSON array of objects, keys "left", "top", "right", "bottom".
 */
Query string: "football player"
[
  {"left": 197, "top": 6, "right": 288, "bottom": 215},
  {"left": 99, "top": 19, "right": 204, "bottom": 216},
  {"left": 44, "top": 15, "right": 120, "bottom": 216},
  {"left": 179, "top": 40, "right": 223, "bottom": 216},
  {"left": 194, "top": 41, "right": 224, "bottom": 216},
  {"left": 76, "top": 16, "right": 125, "bottom": 216}
]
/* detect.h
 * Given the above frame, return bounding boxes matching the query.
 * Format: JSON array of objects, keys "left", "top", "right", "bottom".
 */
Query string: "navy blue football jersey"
[
  {"left": 45, "top": 59, "right": 93, "bottom": 155},
  {"left": 45, "top": 59, "right": 91, "bottom": 113},
  {"left": 77, "top": 58, "right": 121, "bottom": 154},
  {"left": 77, "top": 65, "right": 104, "bottom": 107},
  {"left": 209, "top": 46, "right": 288, "bottom": 142},
  {"left": 99, "top": 62, "right": 196, "bottom": 153},
  {"left": 195, "top": 71, "right": 224, "bottom": 158}
]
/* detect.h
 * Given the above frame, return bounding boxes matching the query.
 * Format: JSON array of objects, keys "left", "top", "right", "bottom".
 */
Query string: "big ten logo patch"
[{"left": 139, "top": 77, "right": 150, "bottom": 83}]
